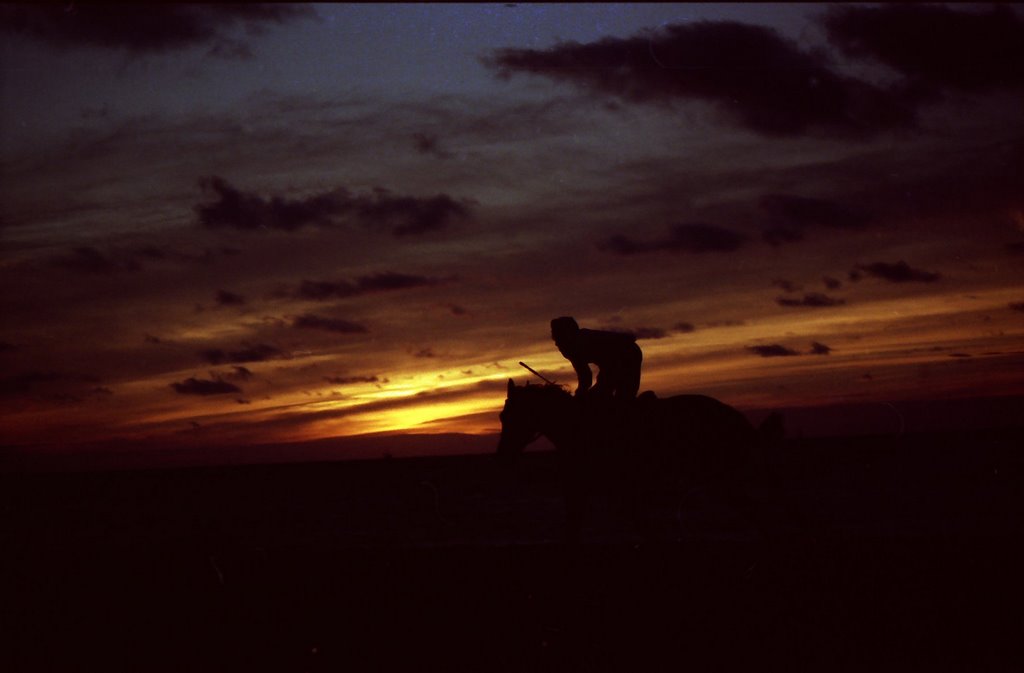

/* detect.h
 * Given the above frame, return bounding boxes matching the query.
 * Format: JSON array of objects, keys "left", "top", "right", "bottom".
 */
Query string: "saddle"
[{"left": 576, "top": 391, "right": 659, "bottom": 453}]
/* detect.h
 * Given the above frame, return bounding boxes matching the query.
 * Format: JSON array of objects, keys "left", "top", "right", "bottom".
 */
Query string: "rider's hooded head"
[{"left": 551, "top": 316, "right": 579, "bottom": 348}]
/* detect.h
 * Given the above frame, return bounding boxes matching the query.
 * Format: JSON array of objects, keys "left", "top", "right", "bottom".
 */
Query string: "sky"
[{"left": 1, "top": 3, "right": 1023, "bottom": 464}]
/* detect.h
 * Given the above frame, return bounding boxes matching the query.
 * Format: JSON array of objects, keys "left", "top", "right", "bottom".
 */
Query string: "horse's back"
[
  {"left": 653, "top": 394, "right": 754, "bottom": 442},
  {"left": 633, "top": 393, "right": 756, "bottom": 477}
]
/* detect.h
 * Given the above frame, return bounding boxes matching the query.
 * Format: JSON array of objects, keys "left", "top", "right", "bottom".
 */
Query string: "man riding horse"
[{"left": 550, "top": 316, "right": 643, "bottom": 404}]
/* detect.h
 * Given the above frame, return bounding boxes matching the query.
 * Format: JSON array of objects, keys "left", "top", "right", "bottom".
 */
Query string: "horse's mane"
[{"left": 518, "top": 382, "right": 572, "bottom": 401}]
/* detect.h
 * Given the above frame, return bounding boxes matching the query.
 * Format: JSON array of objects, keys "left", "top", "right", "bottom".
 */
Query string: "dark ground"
[{"left": 2, "top": 427, "right": 1022, "bottom": 671}]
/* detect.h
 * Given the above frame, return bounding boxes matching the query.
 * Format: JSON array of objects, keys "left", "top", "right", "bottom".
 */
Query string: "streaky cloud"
[
  {"left": 632, "top": 327, "right": 669, "bottom": 340},
  {"left": 600, "top": 223, "right": 744, "bottom": 255},
  {"left": 853, "top": 260, "right": 941, "bottom": 283},
  {"left": 323, "top": 375, "right": 384, "bottom": 385},
  {"left": 810, "top": 342, "right": 832, "bottom": 355},
  {"left": 760, "top": 194, "right": 871, "bottom": 229},
  {"left": 776, "top": 293, "right": 847, "bottom": 308},
  {"left": 296, "top": 272, "right": 446, "bottom": 301},
  {"left": 53, "top": 246, "right": 140, "bottom": 274},
  {"left": 215, "top": 290, "right": 246, "bottom": 306},
  {"left": 292, "top": 314, "right": 368, "bottom": 334},
  {"left": 199, "top": 343, "right": 288, "bottom": 365},
  {"left": 746, "top": 344, "right": 800, "bottom": 357},
  {"left": 195, "top": 177, "right": 473, "bottom": 236},
  {"left": 171, "top": 376, "right": 242, "bottom": 396}
]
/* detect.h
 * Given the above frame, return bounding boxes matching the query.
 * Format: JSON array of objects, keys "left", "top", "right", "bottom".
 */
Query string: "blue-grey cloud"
[
  {"left": 486, "top": 20, "right": 916, "bottom": 137},
  {"left": 824, "top": 4, "right": 1024, "bottom": 94},
  {"left": 0, "top": 4, "right": 314, "bottom": 56}
]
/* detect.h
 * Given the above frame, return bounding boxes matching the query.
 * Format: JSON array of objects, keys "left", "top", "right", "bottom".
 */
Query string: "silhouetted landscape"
[
  {"left": 4, "top": 424, "right": 1022, "bottom": 671},
  {"left": 3, "top": 3, "right": 1023, "bottom": 670}
]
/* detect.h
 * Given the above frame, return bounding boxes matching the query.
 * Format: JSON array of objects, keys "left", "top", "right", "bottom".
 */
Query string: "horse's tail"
[{"left": 756, "top": 411, "right": 785, "bottom": 446}]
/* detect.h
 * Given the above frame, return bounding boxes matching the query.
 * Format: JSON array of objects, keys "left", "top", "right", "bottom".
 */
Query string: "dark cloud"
[
  {"left": 1, "top": 371, "right": 71, "bottom": 397},
  {"left": 199, "top": 343, "right": 288, "bottom": 365},
  {"left": 352, "top": 188, "right": 474, "bottom": 236},
  {"left": 853, "top": 260, "right": 941, "bottom": 283},
  {"left": 296, "top": 272, "right": 445, "bottom": 301},
  {"left": 358, "top": 272, "right": 443, "bottom": 292},
  {"left": 223, "top": 366, "right": 253, "bottom": 381},
  {"left": 414, "top": 348, "right": 436, "bottom": 358},
  {"left": 746, "top": 344, "right": 800, "bottom": 357},
  {"left": 673, "top": 322, "right": 696, "bottom": 333},
  {"left": 196, "top": 177, "right": 350, "bottom": 232},
  {"left": 0, "top": 371, "right": 102, "bottom": 402},
  {"left": 486, "top": 20, "right": 916, "bottom": 137},
  {"left": 760, "top": 193, "right": 872, "bottom": 247},
  {"left": 196, "top": 177, "right": 472, "bottom": 236},
  {"left": 324, "top": 375, "right": 384, "bottom": 385},
  {"left": 292, "top": 314, "right": 368, "bottom": 334},
  {"left": 205, "top": 38, "right": 252, "bottom": 61},
  {"left": 810, "top": 342, "right": 832, "bottom": 355},
  {"left": 600, "top": 223, "right": 744, "bottom": 255},
  {"left": 760, "top": 194, "right": 871, "bottom": 229},
  {"left": 296, "top": 279, "right": 358, "bottom": 301},
  {"left": 822, "top": 276, "right": 842, "bottom": 290},
  {"left": 1009, "top": 302, "right": 1024, "bottom": 313},
  {"left": 776, "top": 293, "right": 846, "bottom": 308},
  {"left": 632, "top": 327, "right": 669, "bottom": 340},
  {"left": 170, "top": 376, "right": 242, "bottom": 396},
  {"left": 53, "top": 246, "right": 140, "bottom": 274},
  {"left": 772, "top": 278, "right": 801, "bottom": 293},
  {"left": 823, "top": 5, "right": 1024, "bottom": 94},
  {"left": 762, "top": 225, "right": 804, "bottom": 247},
  {"left": 52, "top": 244, "right": 242, "bottom": 275},
  {"left": 0, "top": 4, "right": 314, "bottom": 55},
  {"left": 215, "top": 290, "right": 246, "bottom": 306},
  {"left": 134, "top": 245, "right": 242, "bottom": 266},
  {"left": 412, "top": 132, "right": 453, "bottom": 159}
]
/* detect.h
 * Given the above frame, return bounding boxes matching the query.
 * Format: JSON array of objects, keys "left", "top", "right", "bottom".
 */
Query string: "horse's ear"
[{"left": 507, "top": 378, "right": 515, "bottom": 395}]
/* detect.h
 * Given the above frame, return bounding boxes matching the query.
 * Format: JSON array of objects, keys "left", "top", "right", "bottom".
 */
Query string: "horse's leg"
[
  {"left": 616, "top": 453, "right": 667, "bottom": 543},
  {"left": 558, "top": 450, "right": 586, "bottom": 542},
  {"left": 626, "top": 481, "right": 662, "bottom": 543}
]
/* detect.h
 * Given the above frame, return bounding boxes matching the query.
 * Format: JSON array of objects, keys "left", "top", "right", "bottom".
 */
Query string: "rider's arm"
[{"left": 571, "top": 359, "right": 592, "bottom": 396}]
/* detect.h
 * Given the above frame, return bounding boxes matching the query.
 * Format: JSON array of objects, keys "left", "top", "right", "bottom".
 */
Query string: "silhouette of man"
[{"left": 551, "top": 316, "right": 642, "bottom": 402}]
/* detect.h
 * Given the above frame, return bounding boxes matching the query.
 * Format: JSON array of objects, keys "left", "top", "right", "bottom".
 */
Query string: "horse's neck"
[{"left": 536, "top": 396, "right": 582, "bottom": 449}]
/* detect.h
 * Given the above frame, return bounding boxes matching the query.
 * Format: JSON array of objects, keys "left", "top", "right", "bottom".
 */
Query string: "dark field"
[{"left": 3, "top": 428, "right": 1023, "bottom": 672}]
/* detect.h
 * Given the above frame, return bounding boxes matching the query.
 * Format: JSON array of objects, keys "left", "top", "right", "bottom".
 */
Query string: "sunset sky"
[{"left": 2, "top": 3, "right": 1023, "bottom": 463}]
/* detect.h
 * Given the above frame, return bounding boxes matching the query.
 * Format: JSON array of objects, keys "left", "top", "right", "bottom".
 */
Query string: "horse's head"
[{"left": 497, "top": 379, "right": 570, "bottom": 457}]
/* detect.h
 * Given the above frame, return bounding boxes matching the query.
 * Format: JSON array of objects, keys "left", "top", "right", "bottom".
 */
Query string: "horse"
[{"left": 497, "top": 379, "right": 783, "bottom": 540}]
